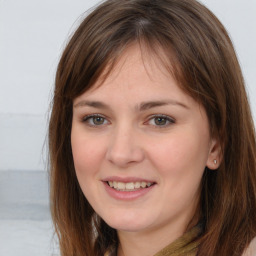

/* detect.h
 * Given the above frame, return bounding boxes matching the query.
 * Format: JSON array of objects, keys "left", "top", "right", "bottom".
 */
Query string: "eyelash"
[
  {"left": 82, "top": 114, "right": 175, "bottom": 128},
  {"left": 82, "top": 114, "right": 109, "bottom": 127},
  {"left": 146, "top": 114, "right": 175, "bottom": 128}
]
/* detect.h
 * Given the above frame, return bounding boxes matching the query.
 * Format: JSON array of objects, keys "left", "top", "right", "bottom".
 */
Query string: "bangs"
[{"left": 88, "top": 38, "right": 183, "bottom": 93}]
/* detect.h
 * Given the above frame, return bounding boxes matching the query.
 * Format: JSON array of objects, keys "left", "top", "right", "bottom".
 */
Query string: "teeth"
[
  {"left": 141, "top": 181, "right": 146, "bottom": 188},
  {"left": 125, "top": 182, "right": 134, "bottom": 190},
  {"left": 107, "top": 181, "right": 153, "bottom": 191},
  {"left": 117, "top": 182, "right": 125, "bottom": 190},
  {"left": 135, "top": 182, "right": 140, "bottom": 189}
]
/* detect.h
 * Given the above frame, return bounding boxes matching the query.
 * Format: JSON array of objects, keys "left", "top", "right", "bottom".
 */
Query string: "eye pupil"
[
  {"left": 93, "top": 116, "right": 104, "bottom": 125},
  {"left": 155, "top": 117, "right": 167, "bottom": 125}
]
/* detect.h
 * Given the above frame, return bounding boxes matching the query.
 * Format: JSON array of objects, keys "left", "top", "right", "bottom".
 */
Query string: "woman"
[{"left": 48, "top": 0, "right": 256, "bottom": 255}]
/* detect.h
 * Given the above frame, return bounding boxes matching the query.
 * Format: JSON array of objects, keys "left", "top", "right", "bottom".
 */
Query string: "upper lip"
[{"left": 101, "top": 176, "right": 156, "bottom": 183}]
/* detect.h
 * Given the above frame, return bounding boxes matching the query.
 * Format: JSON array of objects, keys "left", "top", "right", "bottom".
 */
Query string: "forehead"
[
  {"left": 73, "top": 44, "right": 195, "bottom": 110},
  {"left": 84, "top": 43, "right": 178, "bottom": 93}
]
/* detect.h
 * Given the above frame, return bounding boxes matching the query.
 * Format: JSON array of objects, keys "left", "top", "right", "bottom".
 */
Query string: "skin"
[{"left": 71, "top": 44, "right": 220, "bottom": 256}]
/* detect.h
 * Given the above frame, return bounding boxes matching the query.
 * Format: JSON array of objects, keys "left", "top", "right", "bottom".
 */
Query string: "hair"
[{"left": 48, "top": 0, "right": 256, "bottom": 255}]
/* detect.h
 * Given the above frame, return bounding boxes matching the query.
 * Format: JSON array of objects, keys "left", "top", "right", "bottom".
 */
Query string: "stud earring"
[{"left": 213, "top": 159, "right": 217, "bottom": 164}]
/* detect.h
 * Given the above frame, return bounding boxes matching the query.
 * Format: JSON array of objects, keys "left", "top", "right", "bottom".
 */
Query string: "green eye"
[
  {"left": 83, "top": 115, "right": 108, "bottom": 126},
  {"left": 154, "top": 117, "right": 168, "bottom": 126},
  {"left": 92, "top": 116, "right": 105, "bottom": 125},
  {"left": 148, "top": 115, "right": 175, "bottom": 127}
]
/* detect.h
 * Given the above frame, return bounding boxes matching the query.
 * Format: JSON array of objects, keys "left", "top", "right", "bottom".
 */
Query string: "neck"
[
  {"left": 117, "top": 218, "right": 191, "bottom": 256},
  {"left": 116, "top": 198, "right": 201, "bottom": 256}
]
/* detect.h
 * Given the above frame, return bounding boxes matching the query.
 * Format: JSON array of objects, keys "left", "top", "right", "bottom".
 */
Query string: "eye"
[
  {"left": 147, "top": 115, "right": 175, "bottom": 127},
  {"left": 83, "top": 114, "right": 109, "bottom": 126}
]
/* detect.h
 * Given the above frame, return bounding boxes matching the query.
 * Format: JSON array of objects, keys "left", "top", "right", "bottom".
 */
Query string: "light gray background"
[{"left": 0, "top": 0, "right": 255, "bottom": 255}]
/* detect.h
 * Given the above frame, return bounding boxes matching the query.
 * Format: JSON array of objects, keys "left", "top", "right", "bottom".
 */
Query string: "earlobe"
[{"left": 206, "top": 138, "right": 222, "bottom": 170}]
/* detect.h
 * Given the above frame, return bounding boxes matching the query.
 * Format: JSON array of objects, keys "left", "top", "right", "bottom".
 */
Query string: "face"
[{"left": 71, "top": 45, "right": 219, "bottom": 238}]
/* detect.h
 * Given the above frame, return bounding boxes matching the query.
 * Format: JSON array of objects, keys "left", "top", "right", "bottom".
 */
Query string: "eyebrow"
[
  {"left": 138, "top": 100, "right": 189, "bottom": 111},
  {"left": 74, "top": 100, "right": 110, "bottom": 109},
  {"left": 73, "top": 100, "right": 189, "bottom": 110}
]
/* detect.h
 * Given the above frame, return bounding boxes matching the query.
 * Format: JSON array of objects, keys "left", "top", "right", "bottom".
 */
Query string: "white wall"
[
  {"left": 0, "top": 0, "right": 255, "bottom": 172},
  {"left": 202, "top": 0, "right": 256, "bottom": 119},
  {"left": 0, "top": 0, "right": 100, "bottom": 171}
]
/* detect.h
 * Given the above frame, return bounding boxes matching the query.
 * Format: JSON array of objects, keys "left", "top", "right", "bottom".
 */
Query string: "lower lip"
[{"left": 103, "top": 182, "right": 155, "bottom": 201}]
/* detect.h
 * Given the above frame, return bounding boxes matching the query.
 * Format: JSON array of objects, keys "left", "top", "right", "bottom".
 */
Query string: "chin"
[
  {"left": 102, "top": 213, "right": 153, "bottom": 233},
  {"left": 107, "top": 221, "right": 147, "bottom": 232}
]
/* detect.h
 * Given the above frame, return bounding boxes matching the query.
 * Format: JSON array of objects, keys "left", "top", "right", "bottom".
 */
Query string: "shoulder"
[{"left": 243, "top": 238, "right": 256, "bottom": 256}]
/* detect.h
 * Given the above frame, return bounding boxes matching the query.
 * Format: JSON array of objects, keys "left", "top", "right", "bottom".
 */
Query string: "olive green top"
[
  {"left": 153, "top": 225, "right": 201, "bottom": 256},
  {"left": 105, "top": 225, "right": 201, "bottom": 256}
]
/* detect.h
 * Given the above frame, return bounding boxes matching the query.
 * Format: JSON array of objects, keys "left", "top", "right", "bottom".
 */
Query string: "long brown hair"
[{"left": 48, "top": 0, "right": 256, "bottom": 255}]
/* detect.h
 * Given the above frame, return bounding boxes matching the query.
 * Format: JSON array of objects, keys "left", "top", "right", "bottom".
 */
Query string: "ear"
[{"left": 206, "top": 138, "right": 222, "bottom": 170}]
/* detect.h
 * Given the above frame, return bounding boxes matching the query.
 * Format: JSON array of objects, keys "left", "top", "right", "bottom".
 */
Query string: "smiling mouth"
[{"left": 107, "top": 181, "right": 155, "bottom": 191}]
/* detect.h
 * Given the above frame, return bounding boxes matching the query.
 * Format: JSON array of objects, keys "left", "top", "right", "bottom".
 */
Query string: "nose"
[{"left": 105, "top": 126, "right": 145, "bottom": 168}]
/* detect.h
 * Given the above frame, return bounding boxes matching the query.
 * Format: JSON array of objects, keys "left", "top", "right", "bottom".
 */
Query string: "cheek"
[
  {"left": 71, "top": 129, "right": 106, "bottom": 176},
  {"left": 71, "top": 130, "right": 107, "bottom": 204},
  {"left": 148, "top": 129, "right": 210, "bottom": 175}
]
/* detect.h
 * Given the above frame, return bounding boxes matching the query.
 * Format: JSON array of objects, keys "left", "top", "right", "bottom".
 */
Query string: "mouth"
[{"left": 106, "top": 181, "right": 155, "bottom": 191}]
